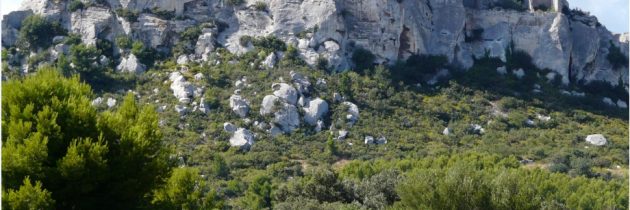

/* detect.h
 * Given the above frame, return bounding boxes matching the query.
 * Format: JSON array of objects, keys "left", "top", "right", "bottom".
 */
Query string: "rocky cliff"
[{"left": 3, "top": 0, "right": 629, "bottom": 87}]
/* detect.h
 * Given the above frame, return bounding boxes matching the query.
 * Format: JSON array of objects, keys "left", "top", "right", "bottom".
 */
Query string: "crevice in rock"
[{"left": 398, "top": 25, "right": 411, "bottom": 60}]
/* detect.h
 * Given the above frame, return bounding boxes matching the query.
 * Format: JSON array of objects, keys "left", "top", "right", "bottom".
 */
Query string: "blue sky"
[{"left": 1, "top": 0, "right": 628, "bottom": 33}]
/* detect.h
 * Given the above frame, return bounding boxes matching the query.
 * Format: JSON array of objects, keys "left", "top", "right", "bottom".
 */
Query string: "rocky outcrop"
[
  {"left": 169, "top": 72, "right": 194, "bottom": 104},
  {"left": 229, "top": 92, "right": 250, "bottom": 118},
  {"left": 4, "top": 0, "right": 628, "bottom": 88},
  {"left": 117, "top": 54, "right": 146, "bottom": 74},
  {"left": 229, "top": 128, "right": 255, "bottom": 149},
  {"left": 272, "top": 83, "right": 298, "bottom": 105},
  {"left": 303, "top": 98, "right": 329, "bottom": 126}
]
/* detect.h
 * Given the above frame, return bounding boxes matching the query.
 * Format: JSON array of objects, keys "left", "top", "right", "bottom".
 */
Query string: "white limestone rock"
[
  {"left": 342, "top": 102, "right": 360, "bottom": 124},
  {"left": 92, "top": 97, "right": 103, "bottom": 106},
  {"left": 364, "top": 136, "right": 374, "bottom": 145},
  {"left": 303, "top": 98, "right": 329, "bottom": 126},
  {"left": 513, "top": 68, "right": 525, "bottom": 79},
  {"left": 585, "top": 134, "right": 607, "bottom": 146},
  {"left": 602, "top": 97, "right": 616, "bottom": 106},
  {"left": 262, "top": 52, "right": 277, "bottom": 68},
  {"left": 196, "top": 28, "right": 216, "bottom": 61},
  {"left": 229, "top": 128, "right": 255, "bottom": 149},
  {"left": 117, "top": 54, "right": 146, "bottom": 74},
  {"left": 273, "top": 103, "right": 300, "bottom": 133},
  {"left": 617, "top": 100, "right": 628, "bottom": 109},
  {"left": 223, "top": 122, "right": 237, "bottom": 133},
  {"left": 272, "top": 83, "right": 298, "bottom": 105},
  {"left": 337, "top": 130, "right": 349, "bottom": 140},
  {"left": 229, "top": 94, "right": 250, "bottom": 118},
  {"left": 177, "top": 55, "right": 189, "bottom": 65},
  {"left": 169, "top": 72, "right": 194, "bottom": 104},
  {"left": 260, "top": 95, "right": 279, "bottom": 116},
  {"left": 106, "top": 98, "right": 117, "bottom": 108},
  {"left": 470, "top": 124, "right": 485, "bottom": 135},
  {"left": 290, "top": 71, "right": 311, "bottom": 94},
  {"left": 442, "top": 127, "right": 451, "bottom": 136}
]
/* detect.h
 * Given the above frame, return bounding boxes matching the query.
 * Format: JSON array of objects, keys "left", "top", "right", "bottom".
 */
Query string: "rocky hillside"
[
  {"left": 2, "top": 0, "right": 630, "bottom": 209},
  {"left": 3, "top": 0, "right": 629, "bottom": 87}
]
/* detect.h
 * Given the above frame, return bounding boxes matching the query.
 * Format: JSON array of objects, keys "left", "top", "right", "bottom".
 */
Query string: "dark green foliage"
[
  {"left": 115, "top": 35, "right": 133, "bottom": 50},
  {"left": 69, "top": 44, "right": 101, "bottom": 72},
  {"left": 150, "top": 7, "right": 176, "bottom": 20},
  {"left": 63, "top": 34, "right": 82, "bottom": 46},
  {"left": 131, "top": 41, "right": 158, "bottom": 67},
  {"left": 151, "top": 168, "right": 223, "bottom": 210},
  {"left": 465, "top": 28, "right": 484, "bottom": 43},
  {"left": 226, "top": 0, "right": 245, "bottom": 6},
  {"left": 2, "top": 69, "right": 171, "bottom": 209},
  {"left": 96, "top": 39, "right": 113, "bottom": 58},
  {"left": 116, "top": 8, "right": 139, "bottom": 22},
  {"left": 254, "top": 1, "right": 268, "bottom": 12},
  {"left": 173, "top": 26, "right": 203, "bottom": 55},
  {"left": 607, "top": 41, "right": 629, "bottom": 69},
  {"left": 3, "top": 177, "right": 55, "bottom": 210},
  {"left": 390, "top": 54, "right": 448, "bottom": 84},
  {"left": 17, "top": 15, "right": 66, "bottom": 50},
  {"left": 242, "top": 175, "right": 273, "bottom": 209},
  {"left": 252, "top": 36, "right": 287, "bottom": 52},
  {"left": 68, "top": 0, "right": 85, "bottom": 12},
  {"left": 494, "top": 0, "right": 526, "bottom": 11},
  {"left": 351, "top": 48, "right": 375, "bottom": 73},
  {"left": 239, "top": 35, "right": 253, "bottom": 47}
]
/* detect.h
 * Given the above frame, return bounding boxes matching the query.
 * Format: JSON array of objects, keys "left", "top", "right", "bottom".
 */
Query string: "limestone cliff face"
[{"left": 4, "top": 0, "right": 629, "bottom": 87}]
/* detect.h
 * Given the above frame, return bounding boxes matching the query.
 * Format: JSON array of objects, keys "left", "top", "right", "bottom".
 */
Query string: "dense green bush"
[
  {"left": 351, "top": 48, "right": 375, "bottom": 73},
  {"left": 252, "top": 36, "right": 287, "bottom": 52},
  {"left": 116, "top": 8, "right": 139, "bottom": 22},
  {"left": 68, "top": 0, "right": 85, "bottom": 12},
  {"left": 131, "top": 41, "right": 158, "bottom": 67},
  {"left": 607, "top": 41, "right": 629, "bottom": 69},
  {"left": 17, "top": 15, "right": 66, "bottom": 50},
  {"left": 390, "top": 54, "right": 448, "bottom": 84},
  {"left": 254, "top": 1, "right": 268, "bottom": 12},
  {"left": 2, "top": 68, "right": 171, "bottom": 209},
  {"left": 115, "top": 35, "right": 133, "bottom": 50},
  {"left": 96, "top": 39, "right": 113, "bottom": 58},
  {"left": 69, "top": 44, "right": 101, "bottom": 72}
]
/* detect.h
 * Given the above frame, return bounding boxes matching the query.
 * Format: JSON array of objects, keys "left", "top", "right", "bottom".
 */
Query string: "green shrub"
[
  {"left": 390, "top": 54, "right": 448, "bottom": 84},
  {"left": 252, "top": 36, "right": 287, "bottom": 52},
  {"left": 254, "top": 1, "right": 268, "bottom": 12},
  {"left": 150, "top": 7, "right": 175, "bottom": 20},
  {"left": 115, "top": 35, "right": 132, "bottom": 50},
  {"left": 351, "top": 48, "right": 375, "bottom": 73},
  {"left": 17, "top": 15, "right": 66, "bottom": 50},
  {"left": 116, "top": 8, "right": 139, "bottom": 22},
  {"left": 226, "top": 0, "right": 245, "bottom": 6},
  {"left": 607, "top": 41, "right": 629, "bottom": 69},
  {"left": 63, "top": 34, "right": 82, "bottom": 46},
  {"left": 239, "top": 35, "right": 253, "bottom": 47},
  {"left": 69, "top": 44, "right": 101, "bottom": 72},
  {"left": 96, "top": 39, "right": 113, "bottom": 58},
  {"left": 68, "top": 0, "right": 85, "bottom": 12}
]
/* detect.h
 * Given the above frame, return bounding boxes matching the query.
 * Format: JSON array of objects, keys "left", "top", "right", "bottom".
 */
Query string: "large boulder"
[
  {"left": 273, "top": 103, "right": 300, "bottom": 133},
  {"left": 169, "top": 72, "right": 194, "bottom": 104},
  {"left": 70, "top": 7, "right": 117, "bottom": 46},
  {"left": 303, "top": 98, "right": 329, "bottom": 126},
  {"left": 342, "top": 102, "right": 360, "bottom": 124},
  {"left": 260, "top": 95, "right": 279, "bottom": 116},
  {"left": 290, "top": 71, "right": 311, "bottom": 94},
  {"left": 272, "top": 83, "right": 298, "bottom": 105},
  {"left": 196, "top": 28, "right": 216, "bottom": 61},
  {"left": 1, "top": 10, "right": 32, "bottom": 47},
  {"left": 117, "top": 54, "right": 146, "bottom": 74},
  {"left": 229, "top": 128, "right": 254, "bottom": 149},
  {"left": 229, "top": 93, "right": 250, "bottom": 118},
  {"left": 585, "top": 134, "right": 607, "bottom": 146}
]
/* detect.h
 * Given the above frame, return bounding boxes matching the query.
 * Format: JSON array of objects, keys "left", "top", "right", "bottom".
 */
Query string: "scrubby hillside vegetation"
[{"left": 2, "top": 6, "right": 629, "bottom": 210}]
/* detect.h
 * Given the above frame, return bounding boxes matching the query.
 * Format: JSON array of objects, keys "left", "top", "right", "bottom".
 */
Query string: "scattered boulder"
[
  {"left": 364, "top": 136, "right": 374, "bottom": 144},
  {"left": 262, "top": 52, "right": 277, "bottom": 68},
  {"left": 106, "top": 98, "right": 117, "bottom": 108},
  {"left": 602, "top": 97, "right": 616, "bottom": 106},
  {"left": 342, "top": 102, "right": 360, "bottom": 124},
  {"left": 229, "top": 128, "right": 254, "bottom": 149},
  {"left": 290, "top": 71, "right": 311, "bottom": 94},
  {"left": 223, "top": 122, "right": 237, "bottom": 133},
  {"left": 442, "top": 127, "right": 451, "bottom": 136},
  {"left": 617, "top": 100, "right": 628, "bottom": 109},
  {"left": 196, "top": 29, "right": 216, "bottom": 61},
  {"left": 175, "top": 105, "right": 188, "bottom": 115},
  {"left": 269, "top": 126, "right": 283, "bottom": 137},
  {"left": 177, "top": 55, "right": 189, "bottom": 65},
  {"left": 272, "top": 83, "right": 298, "bottom": 105},
  {"left": 303, "top": 98, "right": 329, "bottom": 126},
  {"left": 536, "top": 114, "right": 551, "bottom": 121},
  {"left": 315, "top": 120, "right": 325, "bottom": 132},
  {"left": 169, "top": 72, "right": 194, "bottom": 104},
  {"left": 194, "top": 73, "right": 204, "bottom": 81},
  {"left": 376, "top": 136, "right": 387, "bottom": 144},
  {"left": 585, "top": 134, "right": 607, "bottom": 146},
  {"left": 470, "top": 124, "right": 485, "bottom": 134},
  {"left": 496, "top": 66, "right": 507, "bottom": 75},
  {"left": 260, "top": 95, "right": 279, "bottom": 116},
  {"left": 513, "top": 68, "right": 525, "bottom": 79},
  {"left": 337, "top": 130, "right": 349, "bottom": 140},
  {"left": 273, "top": 103, "right": 300, "bottom": 133},
  {"left": 229, "top": 93, "right": 250, "bottom": 118},
  {"left": 91, "top": 97, "right": 103, "bottom": 106},
  {"left": 117, "top": 54, "right": 146, "bottom": 74}
]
